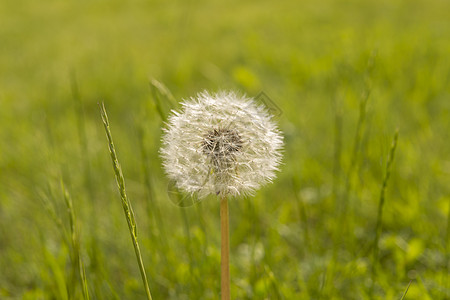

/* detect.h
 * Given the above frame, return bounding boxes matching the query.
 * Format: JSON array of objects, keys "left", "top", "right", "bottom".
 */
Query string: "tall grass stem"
[
  {"left": 371, "top": 130, "right": 399, "bottom": 287},
  {"left": 70, "top": 71, "right": 103, "bottom": 297},
  {"left": 99, "top": 102, "right": 153, "bottom": 300},
  {"left": 400, "top": 280, "right": 412, "bottom": 300},
  {"left": 445, "top": 196, "right": 450, "bottom": 299},
  {"left": 292, "top": 178, "right": 310, "bottom": 252},
  {"left": 149, "top": 78, "right": 178, "bottom": 121},
  {"left": 61, "top": 181, "right": 90, "bottom": 300}
]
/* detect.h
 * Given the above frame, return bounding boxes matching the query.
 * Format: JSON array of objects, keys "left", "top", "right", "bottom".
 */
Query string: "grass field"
[{"left": 1, "top": 0, "right": 449, "bottom": 299}]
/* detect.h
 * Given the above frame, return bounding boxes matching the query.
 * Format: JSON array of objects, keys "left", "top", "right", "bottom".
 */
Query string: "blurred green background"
[{"left": 1, "top": 0, "right": 449, "bottom": 299}]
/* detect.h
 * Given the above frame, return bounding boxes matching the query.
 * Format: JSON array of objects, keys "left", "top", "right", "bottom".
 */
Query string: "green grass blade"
[
  {"left": 42, "top": 242, "right": 69, "bottom": 300},
  {"left": 99, "top": 103, "right": 137, "bottom": 237},
  {"left": 371, "top": 130, "right": 399, "bottom": 287},
  {"left": 149, "top": 78, "right": 177, "bottom": 121},
  {"left": 99, "top": 102, "right": 153, "bottom": 300},
  {"left": 400, "top": 280, "right": 412, "bottom": 300},
  {"left": 61, "top": 181, "right": 90, "bottom": 300}
]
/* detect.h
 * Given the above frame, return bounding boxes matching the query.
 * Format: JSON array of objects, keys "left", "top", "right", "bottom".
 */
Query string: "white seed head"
[{"left": 160, "top": 91, "right": 283, "bottom": 199}]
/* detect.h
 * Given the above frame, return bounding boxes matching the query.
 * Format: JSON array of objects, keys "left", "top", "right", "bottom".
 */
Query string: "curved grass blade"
[{"left": 149, "top": 78, "right": 178, "bottom": 121}]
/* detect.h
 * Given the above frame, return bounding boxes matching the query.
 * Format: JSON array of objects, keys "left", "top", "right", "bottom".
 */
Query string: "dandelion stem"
[
  {"left": 99, "top": 102, "right": 153, "bottom": 300},
  {"left": 220, "top": 195, "right": 230, "bottom": 300}
]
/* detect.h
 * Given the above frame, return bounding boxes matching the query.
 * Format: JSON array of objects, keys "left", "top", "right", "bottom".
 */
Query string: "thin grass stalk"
[
  {"left": 445, "top": 196, "right": 450, "bottom": 299},
  {"left": 70, "top": 71, "right": 103, "bottom": 298},
  {"left": 61, "top": 181, "right": 90, "bottom": 300},
  {"left": 400, "top": 280, "right": 412, "bottom": 300},
  {"left": 263, "top": 264, "right": 283, "bottom": 300},
  {"left": 221, "top": 196, "right": 230, "bottom": 300},
  {"left": 40, "top": 231, "right": 69, "bottom": 300},
  {"left": 341, "top": 89, "right": 370, "bottom": 219},
  {"left": 149, "top": 78, "right": 178, "bottom": 121},
  {"left": 180, "top": 206, "right": 195, "bottom": 275},
  {"left": 70, "top": 71, "right": 89, "bottom": 170},
  {"left": 99, "top": 102, "right": 153, "bottom": 300},
  {"left": 371, "top": 130, "right": 399, "bottom": 288},
  {"left": 323, "top": 97, "right": 343, "bottom": 298},
  {"left": 39, "top": 187, "right": 70, "bottom": 300},
  {"left": 291, "top": 177, "right": 310, "bottom": 252},
  {"left": 326, "top": 92, "right": 369, "bottom": 297},
  {"left": 244, "top": 197, "right": 260, "bottom": 289},
  {"left": 339, "top": 50, "right": 377, "bottom": 234},
  {"left": 331, "top": 97, "right": 343, "bottom": 205},
  {"left": 137, "top": 118, "right": 167, "bottom": 242},
  {"left": 195, "top": 202, "right": 209, "bottom": 257},
  {"left": 40, "top": 186, "right": 70, "bottom": 246}
]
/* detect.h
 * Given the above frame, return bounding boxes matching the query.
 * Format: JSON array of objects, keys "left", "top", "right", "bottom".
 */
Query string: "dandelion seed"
[{"left": 160, "top": 90, "right": 283, "bottom": 199}]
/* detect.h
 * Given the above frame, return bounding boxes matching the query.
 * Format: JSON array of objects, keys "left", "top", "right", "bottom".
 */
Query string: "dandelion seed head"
[{"left": 160, "top": 91, "right": 283, "bottom": 199}]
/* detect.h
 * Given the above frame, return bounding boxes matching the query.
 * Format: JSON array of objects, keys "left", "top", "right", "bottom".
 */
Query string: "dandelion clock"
[{"left": 160, "top": 91, "right": 283, "bottom": 299}]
